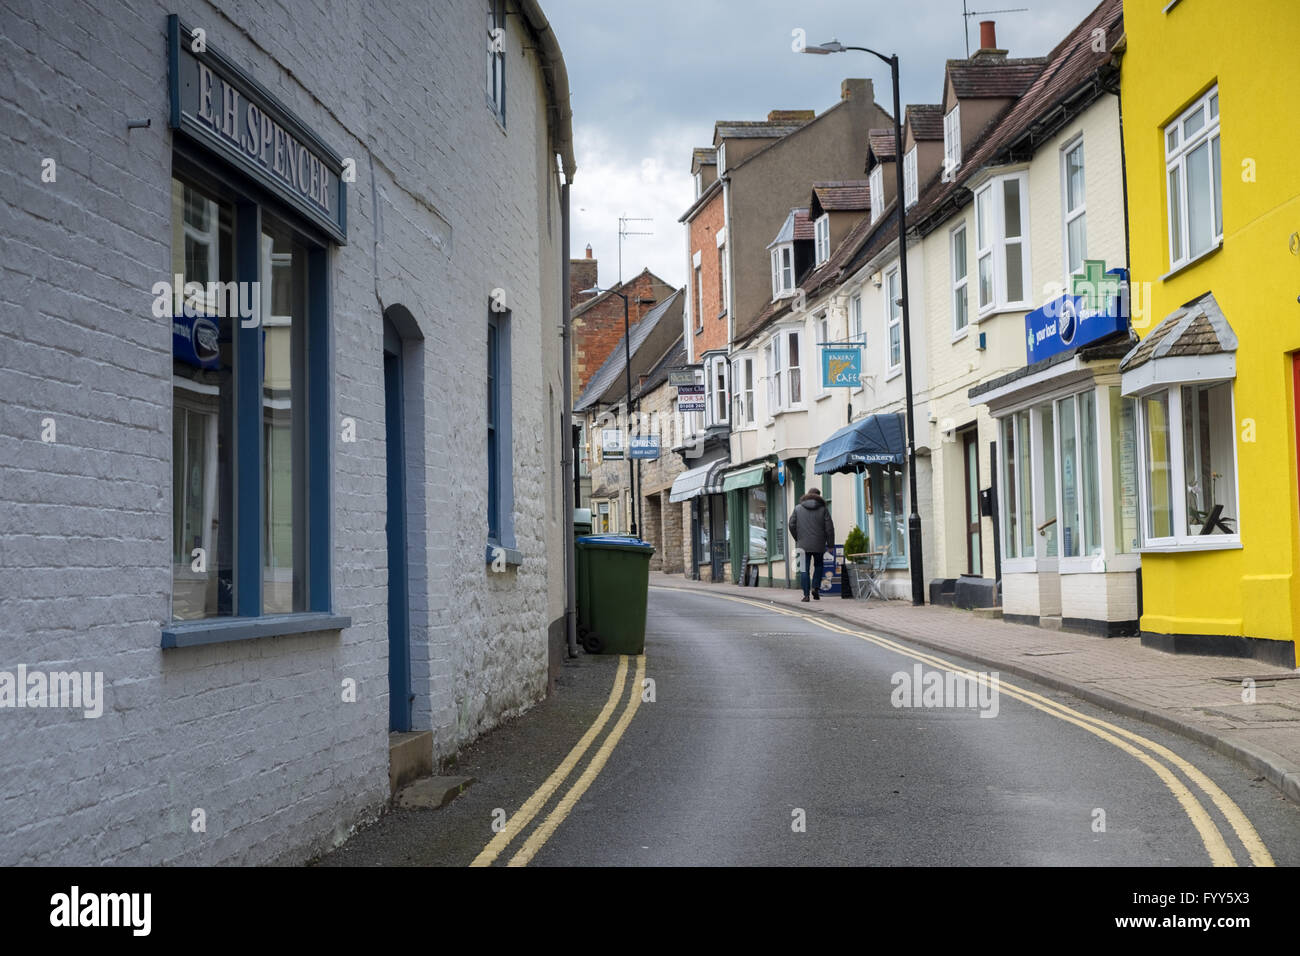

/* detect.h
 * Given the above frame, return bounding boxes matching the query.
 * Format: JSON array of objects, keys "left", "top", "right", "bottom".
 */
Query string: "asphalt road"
[{"left": 319, "top": 587, "right": 1300, "bottom": 867}]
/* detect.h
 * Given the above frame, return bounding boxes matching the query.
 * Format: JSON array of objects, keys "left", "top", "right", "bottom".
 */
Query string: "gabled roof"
[
  {"left": 714, "top": 120, "right": 806, "bottom": 140},
  {"left": 946, "top": 57, "right": 1048, "bottom": 99},
  {"left": 867, "top": 128, "right": 897, "bottom": 163},
  {"left": 905, "top": 104, "right": 944, "bottom": 141},
  {"left": 811, "top": 181, "right": 870, "bottom": 213},
  {"left": 692, "top": 147, "right": 717, "bottom": 169},
  {"left": 767, "top": 208, "right": 813, "bottom": 249},
  {"left": 907, "top": 0, "right": 1122, "bottom": 240},
  {"left": 570, "top": 266, "right": 670, "bottom": 319},
  {"left": 574, "top": 289, "right": 684, "bottom": 411}
]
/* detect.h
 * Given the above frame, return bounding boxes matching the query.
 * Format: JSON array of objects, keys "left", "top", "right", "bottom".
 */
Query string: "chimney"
[
  {"left": 841, "top": 78, "right": 871, "bottom": 102},
  {"left": 973, "top": 20, "right": 1009, "bottom": 61},
  {"left": 767, "top": 109, "right": 816, "bottom": 124},
  {"left": 569, "top": 248, "right": 599, "bottom": 309}
]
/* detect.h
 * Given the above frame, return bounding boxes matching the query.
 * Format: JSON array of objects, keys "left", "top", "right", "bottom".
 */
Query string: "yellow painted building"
[{"left": 1119, "top": 0, "right": 1300, "bottom": 666}]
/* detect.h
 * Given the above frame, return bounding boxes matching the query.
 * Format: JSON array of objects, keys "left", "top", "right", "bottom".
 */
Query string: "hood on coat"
[{"left": 797, "top": 494, "right": 825, "bottom": 511}]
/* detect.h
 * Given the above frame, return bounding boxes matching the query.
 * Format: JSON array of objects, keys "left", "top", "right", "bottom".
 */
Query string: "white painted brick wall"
[{"left": 0, "top": 0, "right": 565, "bottom": 864}]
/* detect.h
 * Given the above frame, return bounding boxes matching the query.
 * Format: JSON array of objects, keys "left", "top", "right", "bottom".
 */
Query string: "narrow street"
[{"left": 321, "top": 588, "right": 1300, "bottom": 867}]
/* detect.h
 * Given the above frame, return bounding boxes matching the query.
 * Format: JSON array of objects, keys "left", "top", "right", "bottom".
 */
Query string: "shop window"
[
  {"left": 1109, "top": 388, "right": 1140, "bottom": 553},
  {"left": 168, "top": 174, "right": 334, "bottom": 632},
  {"left": 747, "top": 485, "right": 768, "bottom": 560},
  {"left": 1165, "top": 86, "right": 1221, "bottom": 270},
  {"left": 859, "top": 465, "right": 907, "bottom": 566},
  {"left": 697, "top": 498, "right": 711, "bottom": 563},
  {"left": 1000, "top": 411, "right": 1035, "bottom": 559},
  {"left": 1054, "top": 393, "right": 1105, "bottom": 558}
]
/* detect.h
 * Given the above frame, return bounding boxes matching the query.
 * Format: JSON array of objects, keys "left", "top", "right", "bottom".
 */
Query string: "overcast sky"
[{"left": 544, "top": 0, "right": 1104, "bottom": 290}]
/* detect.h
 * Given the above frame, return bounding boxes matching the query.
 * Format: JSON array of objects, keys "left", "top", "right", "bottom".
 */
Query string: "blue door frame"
[{"left": 384, "top": 319, "right": 412, "bottom": 732}]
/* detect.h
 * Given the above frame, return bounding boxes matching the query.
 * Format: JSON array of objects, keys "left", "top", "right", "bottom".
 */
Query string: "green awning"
[{"left": 721, "top": 464, "right": 768, "bottom": 492}]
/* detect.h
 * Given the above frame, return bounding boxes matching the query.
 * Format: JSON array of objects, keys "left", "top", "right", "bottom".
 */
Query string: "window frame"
[
  {"left": 869, "top": 165, "right": 884, "bottom": 224},
  {"left": 943, "top": 104, "right": 961, "bottom": 179},
  {"left": 1061, "top": 136, "right": 1087, "bottom": 280},
  {"left": 973, "top": 171, "right": 1032, "bottom": 316},
  {"left": 950, "top": 222, "right": 969, "bottom": 337},
  {"left": 1133, "top": 378, "right": 1241, "bottom": 551},
  {"left": 814, "top": 213, "right": 831, "bottom": 265},
  {"left": 1164, "top": 85, "right": 1222, "bottom": 271},
  {"left": 486, "top": 0, "right": 506, "bottom": 127},
  {"left": 704, "top": 352, "right": 730, "bottom": 427},
  {"left": 903, "top": 145, "right": 919, "bottom": 207},
  {"left": 884, "top": 266, "right": 902, "bottom": 374},
  {"left": 770, "top": 242, "right": 795, "bottom": 300}
]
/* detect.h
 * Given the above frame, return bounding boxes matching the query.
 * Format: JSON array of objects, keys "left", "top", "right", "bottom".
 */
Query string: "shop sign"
[
  {"left": 629, "top": 436, "right": 660, "bottom": 460},
  {"left": 168, "top": 15, "right": 347, "bottom": 242},
  {"left": 820, "top": 345, "right": 862, "bottom": 388},
  {"left": 1024, "top": 262, "right": 1127, "bottom": 364},
  {"left": 601, "top": 428, "right": 625, "bottom": 460}
]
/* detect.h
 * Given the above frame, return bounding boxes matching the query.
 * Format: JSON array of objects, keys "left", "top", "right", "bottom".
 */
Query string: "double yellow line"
[
  {"left": 470, "top": 654, "right": 646, "bottom": 867},
  {"left": 667, "top": 588, "right": 1274, "bottom": 868}
]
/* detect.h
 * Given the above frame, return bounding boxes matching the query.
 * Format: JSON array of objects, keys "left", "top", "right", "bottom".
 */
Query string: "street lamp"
[
  {"left": 580, "top": 284, "right": 638, "bottom": 537},
  {"left": 802, "top": 38, "right": 926, "bottom": 606}
]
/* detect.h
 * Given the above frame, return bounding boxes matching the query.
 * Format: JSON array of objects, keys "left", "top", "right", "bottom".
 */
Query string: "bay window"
[
  {"left": 732, "top": 356, "right": 754, "bottom": 425},
  {"left": 766, "top": 329, "right": 803, "bottom": 412},
  {"left": 1165, "top": 85, "right": 1221, "bottom": 270},
  {"left": 705, "top": 353, "right": 729, "bottom": 425},
  {"left": 974, "top": 172, "right": 1031, "bottom": 314},
  {"left": 1136, "top": 380, "right": 1238, "bottom": 546}
]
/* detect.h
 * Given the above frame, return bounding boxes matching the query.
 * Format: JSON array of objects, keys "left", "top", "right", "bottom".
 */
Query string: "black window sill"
[{"left": 161, "top": 612, "right": 351, "bottom": 649}]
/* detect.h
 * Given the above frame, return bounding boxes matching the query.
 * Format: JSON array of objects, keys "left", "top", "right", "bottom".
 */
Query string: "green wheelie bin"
[{"left": 575, "top": 534, "right": 654, "bottom": 655}]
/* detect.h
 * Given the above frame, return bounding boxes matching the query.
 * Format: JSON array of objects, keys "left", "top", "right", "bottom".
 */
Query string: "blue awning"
[{"left": 813, "top": 413, "right": 906, "bottom": 474}]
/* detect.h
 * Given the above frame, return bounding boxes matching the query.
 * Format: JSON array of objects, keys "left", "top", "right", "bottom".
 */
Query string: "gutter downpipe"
[{"left": 562, "top": 181, "right": 577, "bottom": 659}]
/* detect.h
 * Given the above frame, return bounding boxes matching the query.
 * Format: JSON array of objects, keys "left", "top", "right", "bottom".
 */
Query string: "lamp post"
[
  {"left": 803, "top": 39, "right": 925, "bottom": 605},
  {"left": 580, "top": 285, "right": 638, "bottom": 537}
]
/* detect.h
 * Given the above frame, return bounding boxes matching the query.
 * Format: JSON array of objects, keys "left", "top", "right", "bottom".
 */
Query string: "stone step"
[
  {"left": 395, "top": 776, "right": 475, "bottom": 810},
  {"left": 388, "top": 730, "right": 433, "bottom": 798}
]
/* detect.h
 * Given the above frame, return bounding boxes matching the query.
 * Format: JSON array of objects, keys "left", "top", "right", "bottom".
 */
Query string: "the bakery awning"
[
  {"left": 1120, "top": 292, "right": 1236, "bottom": 395},
  {"left": 813, "top": 412, "right": 906, "bottom": 474},
  {"left": 720, "top": 463, "right": 769, "bottom": 492},
  {"left": 668, "top": 457, "right": 728, "bottom": 503}
]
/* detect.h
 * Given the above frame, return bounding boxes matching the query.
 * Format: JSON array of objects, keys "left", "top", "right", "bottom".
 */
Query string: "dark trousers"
[{"left": 801, "top": 550, "right": 825, "bottom": 597}]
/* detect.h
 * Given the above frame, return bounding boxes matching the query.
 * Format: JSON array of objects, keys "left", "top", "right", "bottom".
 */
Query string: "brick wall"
[
  {"left": 0, "top": 0, "right": 564, "bottom": 865},
  {"left": 571, "top": 270, "right": 674, "bottom": 401},
  {"left": 686, "top": 192, "right": 729, "bottom": 359}
]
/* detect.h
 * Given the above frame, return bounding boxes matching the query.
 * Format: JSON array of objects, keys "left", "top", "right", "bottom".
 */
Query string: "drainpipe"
[{"left": 561, "top": 181, "right": 577, "bottom": 659}]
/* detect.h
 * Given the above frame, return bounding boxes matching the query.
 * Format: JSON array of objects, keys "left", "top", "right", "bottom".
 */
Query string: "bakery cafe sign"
[{"left": 168, "top": 15, "right": 347, "bottom": 242}]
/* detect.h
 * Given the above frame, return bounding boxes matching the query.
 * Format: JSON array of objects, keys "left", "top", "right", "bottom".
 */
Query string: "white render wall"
[{"left": 0, "top": 0, "right": 564, "bottom": 864}]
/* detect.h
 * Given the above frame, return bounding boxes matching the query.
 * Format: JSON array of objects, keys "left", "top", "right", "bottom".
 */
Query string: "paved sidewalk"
[{"left": 650, "top": 572, "right": 1300, "bottom": 805}]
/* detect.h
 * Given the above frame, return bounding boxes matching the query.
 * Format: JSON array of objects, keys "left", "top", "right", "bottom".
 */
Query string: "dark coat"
[{"left": 789, "top": 492, "right": 835, "bottom": 556}]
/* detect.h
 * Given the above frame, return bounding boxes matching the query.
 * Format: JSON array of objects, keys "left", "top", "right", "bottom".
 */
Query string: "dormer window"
[
  {"left": 770, "top": 243, "right": 794, "bottom": 299},
  {"left": 869, "top": 165, "right": 883, "bottom": 224},
  {"left": 694, "top": 171, "right": 702, "bottom": 198},
  {"left": 814, "top": 214, "right": 831, "bottom": 266},
  {"left": 903, "top": 146, "right": 918, "bottom": 208},
  {"left": 717, "top": 142, "right": 726, "bottom": 176},
  {"left": 943, "top": 104, "right": 961, "bottom": 179}
]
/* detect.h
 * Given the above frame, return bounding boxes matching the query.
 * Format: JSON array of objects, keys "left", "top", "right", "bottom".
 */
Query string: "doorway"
[
  {"left": 963, "top": 429, "right": 982, "bottom": 575},
  {"left": 384, "top": 318, "right": 412, "bottom": 732},
  {"left": 709, "top": 494, "right": 727, "bottom": 581}
]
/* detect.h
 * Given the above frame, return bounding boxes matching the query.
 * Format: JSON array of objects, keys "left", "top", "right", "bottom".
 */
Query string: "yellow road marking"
[
  {"left": 508, "top": 654, "right": 647, "bottom": 867},
  {"left": 469, "top": 655, "right": 630, "bottom": 867},
  {"left": 666, "top": 587, "right": 1272, "bottom": 867}
]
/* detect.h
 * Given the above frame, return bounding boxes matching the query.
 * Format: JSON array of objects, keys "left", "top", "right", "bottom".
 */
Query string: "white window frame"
[
  {"left": 884, "top": 266, "right": 902, "bottom": 374},
  {"left": 943, "top": 104, "right": 961, "bottom": 179},
  {"left": 694, "top": 171, "right": 702, "bottom": 198},
  {"left": 1164, "top": 85, "right": 1222, "bottom": 271},
  {"left": 869, "top": 165, "right": 884, "bottom": 224},
  {"left": 1133, "top": 379, "right": 1241, "bottom": 552},
  {"left": 814, "top": 213, "right": 831, "bottom": 265},
  {"left": 767, "top": 327, "right": 803, "bottom": 413},
  {"left": 770, "top": 243, "right": 795, "bottom": 300},
  {"left": 974, "top": 171, "right": 1032, "bottom": 316},
  {"left": 1061, "top": 136, "right": 1087, "bottom": 280},
  {"left": 903, "top": 145, "right": 919, "bottom": 208},
  {"left": 704, "top": 353, "right": 730, "bottom": 426},
  {"left": 732, "top": 355, "right": 755, "bottom": 426},
  {"left": 950, "top": 222, "right": 969, "bottom": 337},
  {"left": 814, "top": 313, "right": 830, "bottom": 398}
]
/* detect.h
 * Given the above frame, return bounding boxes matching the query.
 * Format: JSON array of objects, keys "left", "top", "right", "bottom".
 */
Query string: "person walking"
[{"left": 789, "top": 487, "right": 835, "bottom": 602}]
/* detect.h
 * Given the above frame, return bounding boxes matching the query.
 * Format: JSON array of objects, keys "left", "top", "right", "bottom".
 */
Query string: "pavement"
[{"left": 650, "top": 571, "right": 1300, "bottom": 807}]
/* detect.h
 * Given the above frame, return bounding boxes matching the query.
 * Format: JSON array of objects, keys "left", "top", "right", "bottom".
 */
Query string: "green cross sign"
[{"left": 1072, "top": 259, "right": 1122, "bottom": 312}]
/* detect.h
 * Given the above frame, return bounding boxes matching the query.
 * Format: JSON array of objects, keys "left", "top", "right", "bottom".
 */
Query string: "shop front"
[
  {"left": 969, "top": 280, "right": 1139, "bottom": 635},
  {"left": 669, "top": 453, "right": 729, "bottom": 581}
]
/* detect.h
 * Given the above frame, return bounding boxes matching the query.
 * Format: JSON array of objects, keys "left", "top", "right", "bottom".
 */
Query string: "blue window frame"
[
  {"left": 487, "top": 0, "right": 506, "bottom": 126},
  {"left": 486, "top": 304, "right": 520, "bottom": 565},
  {"left": 163, "top": 163, "right": 348, "bottom": 648},
  {"left": 854, "top": 464, "right": 909, "bottom": 569}
]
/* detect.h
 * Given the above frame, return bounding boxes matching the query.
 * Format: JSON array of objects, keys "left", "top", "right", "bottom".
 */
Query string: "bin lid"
[{"left": 576, "top": 534, "right": 654, "bottom": 551}]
